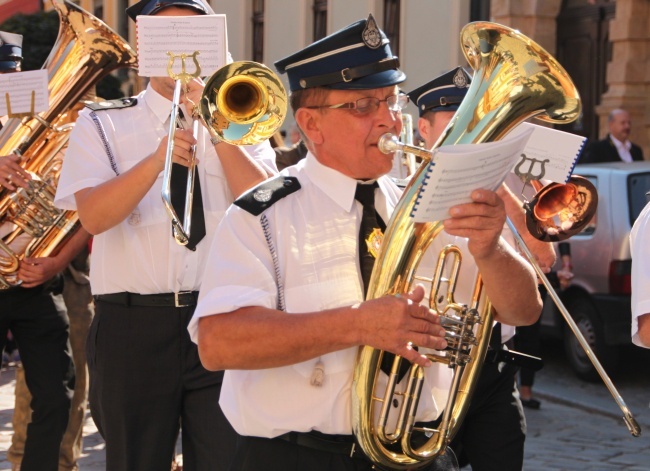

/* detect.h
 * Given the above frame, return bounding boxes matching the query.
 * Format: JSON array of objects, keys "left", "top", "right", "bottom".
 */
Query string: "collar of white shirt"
[
  {"left": 610, "top": 134, "right": 633, "bottom": 162},
  {"left": 303, "top": 153, "right": 360, "bottom": 213}
]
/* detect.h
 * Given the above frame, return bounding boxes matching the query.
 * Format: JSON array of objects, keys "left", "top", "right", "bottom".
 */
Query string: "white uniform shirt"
[
  {"left": 610, "top": 135, "right": 633, "bottom": 163},
  {"left": 630, "top": 201, "right": 650, "bottom": 347},
  {"left": 189, "top": 153, "right": 492, "bottom": 438},
  {"left": 54, "top": 84, "right": 276, "bottom": 294}
]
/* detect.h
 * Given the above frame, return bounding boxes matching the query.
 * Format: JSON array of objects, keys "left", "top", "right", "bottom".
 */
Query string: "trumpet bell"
[
  {"left": 200, "top": 61, "right": 287, "bottom": 145},
  {"left": 525, "top": 176, "right": 598, "bottom": 242}
]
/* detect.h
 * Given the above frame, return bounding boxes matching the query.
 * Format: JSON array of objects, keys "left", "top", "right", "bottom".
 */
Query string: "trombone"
[
  {"left": 377, "top": 133, "right": 641, "bottom": 437},
  {"left": 161, "top": 59, "right": 287, "bottom": 245}
]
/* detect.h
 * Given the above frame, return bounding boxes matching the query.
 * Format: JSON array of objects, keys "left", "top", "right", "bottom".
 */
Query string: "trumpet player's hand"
[
  {"left": 443, "top": 189, "right": 506, "bottom": 261},
  {"left": 151, "top": 129, "right": 197, "bottom": 172},
  {"left": 18, "top": 256, "right": 63, "bottom": 288},
  {"left": 357, "top": 285, "right": 447, "bottom": 367},
  {"left": 0, "top": 154, "right": 31, "bottom": 191}
]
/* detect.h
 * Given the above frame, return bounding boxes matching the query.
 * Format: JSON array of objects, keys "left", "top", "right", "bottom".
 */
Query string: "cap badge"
[
  {"left": 253, "top": 188, "right": 273, "bottom": 203},
  {"left": 453, "top": 68, "right": 468, "bottom": 88},
  {"left": 362, "top": 14, "right": 382, "bottom": 50}
]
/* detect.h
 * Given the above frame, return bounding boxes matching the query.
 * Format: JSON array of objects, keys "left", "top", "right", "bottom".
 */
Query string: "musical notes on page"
[
  {"left": 411, "top": 128, "right": 533, "bottom": 223},
  {"left": 136, "top": 15, "right": 228, "bottom": 78},
  {"left": 0, "top": 69, "right": 48, "bottom": 116}
]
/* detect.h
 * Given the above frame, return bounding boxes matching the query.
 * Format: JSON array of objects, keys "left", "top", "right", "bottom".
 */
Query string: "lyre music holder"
[{"left": 161, "top": 50, "right": 202, "bottom": 246}]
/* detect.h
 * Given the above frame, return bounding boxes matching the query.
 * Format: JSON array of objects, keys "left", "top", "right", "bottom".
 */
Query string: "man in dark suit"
[{"left": 580, "top": 108, "right": 644, "bottom": 163}]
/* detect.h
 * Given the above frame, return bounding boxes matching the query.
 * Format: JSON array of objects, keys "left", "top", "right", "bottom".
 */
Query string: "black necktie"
[
  {"left": 355, "top": 183, "right": 410, "bottom": 379},
  {"left": 170, "top": 110, "right": 205, "bottom": 251},
  {"left": 354, "top": 182, "right": 386, "bottom": 297}
]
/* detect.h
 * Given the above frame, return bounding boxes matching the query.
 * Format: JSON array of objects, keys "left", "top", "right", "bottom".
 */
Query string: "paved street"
[{"left": 0, "top": 340, "right": 648, "bottom": 470}]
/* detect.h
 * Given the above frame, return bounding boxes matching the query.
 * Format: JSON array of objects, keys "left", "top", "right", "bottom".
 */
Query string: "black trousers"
[
  {"left": 0, "top": 284, "right": 75, "bottom": 471},
  {"left": 449, "top": 359, "right": 525, "bottom": 471},
  {"left": 88, "top": 300, "right": 237, "bottom": 471},
  {"left": 231, "top": 434, "right": 458, "bottom": 471}
]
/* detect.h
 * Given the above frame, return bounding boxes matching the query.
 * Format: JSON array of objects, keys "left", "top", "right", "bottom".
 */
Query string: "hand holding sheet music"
[{"left": 410, "top": 123, "right": 587, "bottom": 223}]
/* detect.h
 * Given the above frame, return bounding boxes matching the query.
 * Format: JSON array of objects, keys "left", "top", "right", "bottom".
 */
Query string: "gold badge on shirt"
[{"left": 365, "top": 228, "right": 383, "bottom": 258}]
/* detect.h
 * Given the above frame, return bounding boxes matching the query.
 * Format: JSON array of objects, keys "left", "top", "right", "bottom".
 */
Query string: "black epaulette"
[
  {"left": 234, "top": 176, "right": 301, "bottom": 216},
  {"left": 84, "top": 97, "right": 138, "bottom": 111}
]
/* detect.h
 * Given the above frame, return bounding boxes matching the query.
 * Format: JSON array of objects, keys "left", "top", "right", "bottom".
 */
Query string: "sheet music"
[
  {"left": 136, "top": 15, "right": 228, "bottom": 78},
  {"left": 411, "top": 128, "right": 533, "bottom": 223},
  {"left": 506, "top": 122, "right": 587, "bottom": 183},
  {"left": 0, "top": 70, "right": 49, "bottom": 116}
]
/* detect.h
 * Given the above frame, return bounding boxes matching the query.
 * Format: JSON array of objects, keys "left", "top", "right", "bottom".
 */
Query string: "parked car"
[{"left": 539, "top": 161, "right": 650, "bottom": 381}]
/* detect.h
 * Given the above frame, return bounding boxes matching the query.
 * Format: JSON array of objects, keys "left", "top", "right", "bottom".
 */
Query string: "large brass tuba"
[
  {"left": 352, "top": 22, "right": 586, "bottom": 469},
  {"left": 0, "top": 0, "right": 137, "bottom": 288}
]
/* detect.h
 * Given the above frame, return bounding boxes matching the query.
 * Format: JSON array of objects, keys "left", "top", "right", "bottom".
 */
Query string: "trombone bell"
[
  {"left": 525, "top": 176, "right": 598, "bottom": 242},
  {"left": 200, "top": 61, "right": 287, "bottom": 145}
]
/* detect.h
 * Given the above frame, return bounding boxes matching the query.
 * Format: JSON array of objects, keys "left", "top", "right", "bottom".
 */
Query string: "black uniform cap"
[
  {"left": 0, "top": 31, "right": 22, "bottom": 72},
  {"left": 126, "top": 0, "right": 211, "bottom": 22},
  {"left": 274, "top": 14, "right": 405, "bottom": 92},
  {"left": 408, "top": 67, "right": 472, "bottom": 117}
]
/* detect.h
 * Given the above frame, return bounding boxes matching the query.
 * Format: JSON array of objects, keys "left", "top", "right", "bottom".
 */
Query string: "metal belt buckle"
[
  {"left": 174, "top": 290, "right": 192, "bottom": 307},
  {"left": 341, "top": 68, "right": 352, "bottom": 82}
]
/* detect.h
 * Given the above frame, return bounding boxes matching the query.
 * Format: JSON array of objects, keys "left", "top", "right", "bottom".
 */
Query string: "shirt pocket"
[{"left": 284, "top": 277, "right": 361, "bottom": 379}]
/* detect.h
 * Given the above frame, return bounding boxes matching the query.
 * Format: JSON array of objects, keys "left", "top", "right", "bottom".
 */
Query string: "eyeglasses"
[{"left": 305, "top": 93, "right": 409, "bottom": 115}]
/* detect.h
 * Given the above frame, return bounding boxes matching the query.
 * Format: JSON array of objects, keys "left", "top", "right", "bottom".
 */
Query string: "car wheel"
[{"left": 562, "top": 297, "right": 619, "bottom": 382}]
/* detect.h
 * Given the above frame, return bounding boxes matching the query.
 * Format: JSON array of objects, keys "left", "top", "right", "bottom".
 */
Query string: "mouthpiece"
[{"left": 377, "top": 133, "right": 401, "bottom": 155}]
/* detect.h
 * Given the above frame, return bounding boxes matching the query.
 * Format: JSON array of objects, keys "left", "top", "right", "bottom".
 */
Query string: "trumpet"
[{"left": 161, "top": 61, "right": 287, "bottom": 245}]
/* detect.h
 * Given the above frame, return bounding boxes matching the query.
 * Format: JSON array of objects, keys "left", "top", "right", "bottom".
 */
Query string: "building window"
[
  {"left": 313, "top": 0, "right": 327, "bottom": 41},
  {"left": 383, "top": 0, "right": 400, "bottom": 56},
  {"left": 93, "top": 0, "right": 103, "bottom": 19},
  {"left": 252, "top": 0, "right": 264, "bottom": 62}
]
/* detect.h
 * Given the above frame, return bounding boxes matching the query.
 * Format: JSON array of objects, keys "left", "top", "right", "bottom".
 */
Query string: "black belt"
[
  {"left": 276, "top": 431, "right": 364, "bottom": 459},
  {"left": 93, "top": 291, "right": 199, "bottom": 308}
]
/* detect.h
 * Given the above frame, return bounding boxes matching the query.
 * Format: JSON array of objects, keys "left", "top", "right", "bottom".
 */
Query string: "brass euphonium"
[
  {"left": 351, "top": 21, "right": 639, "bottom": 470},
  {"left": 0, "top": 0, "right": 137, "bottom": 288}
]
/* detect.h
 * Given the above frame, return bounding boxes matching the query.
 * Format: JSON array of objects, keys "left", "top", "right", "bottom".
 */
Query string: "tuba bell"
[
  {"left": 0, "top": 0, "right": 137, "bottom": 288},
  {"left": 352, "top": 21, "right": 595, "bottom": 470}
]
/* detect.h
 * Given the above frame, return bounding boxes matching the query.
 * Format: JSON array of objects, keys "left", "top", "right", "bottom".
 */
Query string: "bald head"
[{"left": 608, "top": 108, "right": 632, "bottom": 142}]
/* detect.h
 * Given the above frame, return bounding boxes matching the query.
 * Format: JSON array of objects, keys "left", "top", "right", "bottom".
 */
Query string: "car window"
[
  {"left": 576, "top": 175, "right": 597, "bottom": 235},
  {"left": 628, "top": 172, "right": 650, "bottom": 225}
]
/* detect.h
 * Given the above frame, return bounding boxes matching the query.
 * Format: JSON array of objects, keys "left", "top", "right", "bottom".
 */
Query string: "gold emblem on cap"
[
  {"left": 453, "top": 68, "right": 468, "bottom": 88},
  {"left": 365, "top": 228, "right": 384, "bottom": 258},
  {"left": 362, "top": 14, "right": 382, "bottom": 49}
]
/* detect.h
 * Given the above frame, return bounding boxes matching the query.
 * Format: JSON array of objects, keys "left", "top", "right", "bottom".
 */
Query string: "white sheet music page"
[
  {"left": 506, "top": 122, "right": 587, "bottom": 184},
  {"left": 411, "top": 128, "right": 533, "bottom": 223},
  {"left": 136, "top": 15, "right": 227, "bottom": 78},
  {"left": 0, "top": 69, "right": 49, "bottom": 116}
]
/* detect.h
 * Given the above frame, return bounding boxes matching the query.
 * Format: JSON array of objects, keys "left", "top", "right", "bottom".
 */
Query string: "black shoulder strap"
[
  {"left": 84, "top": 97, "right": 138, "bottom": 111},
  {"left": 234, "top": 176, "right": 301, "bottom": 216}
]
